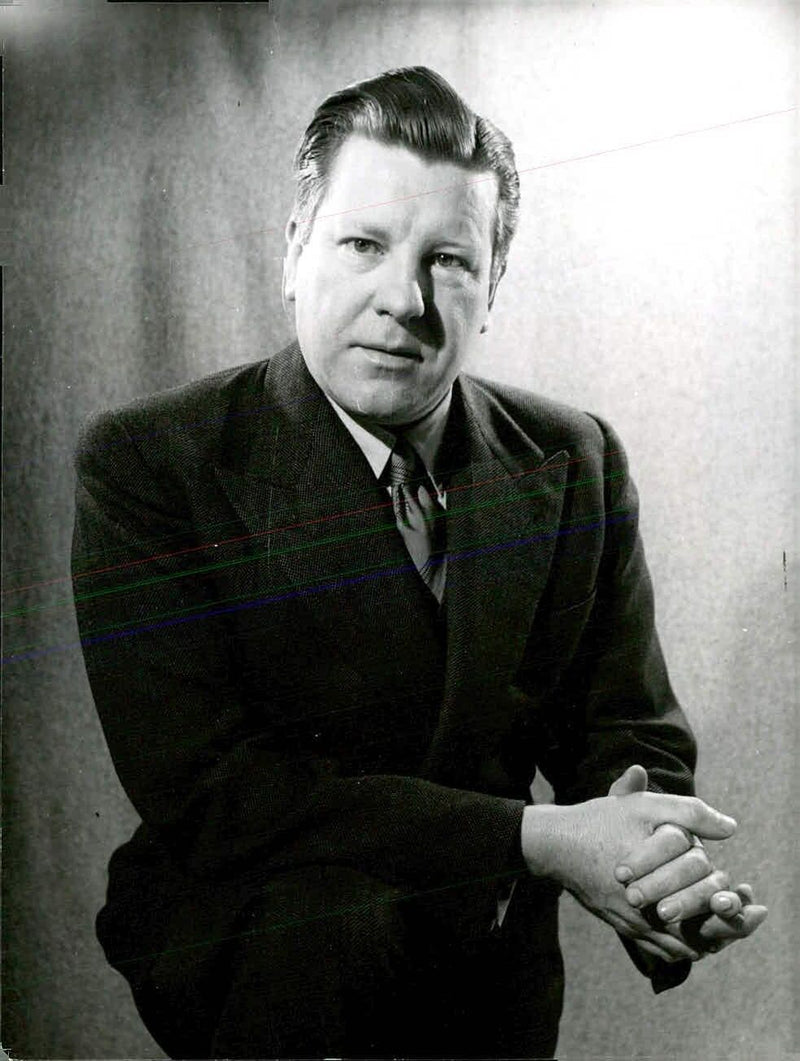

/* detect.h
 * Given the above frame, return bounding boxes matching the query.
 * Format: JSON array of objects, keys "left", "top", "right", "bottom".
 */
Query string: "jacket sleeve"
[
  {"left": 72, "top": 410, "right": 524, "bottom": 932},
  {"left": 517, "top": 415, "right": 696, "bottom": 990},
  {"left": 528, "top": 415, "right": 697, "bottom": 804}
]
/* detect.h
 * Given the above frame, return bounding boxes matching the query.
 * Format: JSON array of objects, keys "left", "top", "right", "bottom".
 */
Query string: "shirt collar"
[{"left": 326, "top": 390, "right": 452, "bottom": 491}]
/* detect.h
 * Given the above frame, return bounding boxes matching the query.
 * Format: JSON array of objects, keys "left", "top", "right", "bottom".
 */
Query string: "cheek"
[
  {"left": 441, "top": 289, "right": 485, "bottom": 340},
  {"left": 306, "top": 264, "right": 367, "bottom": 324},
  {"left": 298, "top": 275, "right": 343, "bottom": 337},
  {"left": 437, "top": 274, "right": 487, "bottom": 314}
]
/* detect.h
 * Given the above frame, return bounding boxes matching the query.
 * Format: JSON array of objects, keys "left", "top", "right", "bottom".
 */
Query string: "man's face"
[{"left": 284, "top": 135, "right": 499, "bottom": 427}]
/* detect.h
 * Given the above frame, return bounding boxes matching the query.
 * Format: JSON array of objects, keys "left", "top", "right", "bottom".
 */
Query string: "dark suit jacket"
[{"left": 73, "top": 341, "right": 696, "bottom": 1026}]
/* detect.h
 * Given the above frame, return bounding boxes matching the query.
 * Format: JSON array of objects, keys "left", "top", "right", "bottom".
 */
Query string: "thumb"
[
  {"left": 651, "top": 794, "right": 737, "bottom": 840},
  {"left": 608, "top": 764, "right": 649, "bottom": 796}
]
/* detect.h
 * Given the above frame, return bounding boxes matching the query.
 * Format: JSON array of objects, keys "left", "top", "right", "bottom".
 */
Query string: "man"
[{"left": 73, "top": 67, "right": 765, "bottom": 1058}]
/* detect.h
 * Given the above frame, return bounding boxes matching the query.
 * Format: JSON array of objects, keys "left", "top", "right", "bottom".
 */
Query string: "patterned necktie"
[{"left": 387, "top": 436, "right": 447, "bottom": 603}]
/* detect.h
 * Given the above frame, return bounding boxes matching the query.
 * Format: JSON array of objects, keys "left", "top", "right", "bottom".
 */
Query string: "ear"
[
  {"left": 487, "top": 259, "right": 506, "bottom": 313},
  {"left": 482, "top": 260, "right": 506, "bottom": 334},
  {"left": 283, "top": 219, "right": 303, "bottom": 304}
]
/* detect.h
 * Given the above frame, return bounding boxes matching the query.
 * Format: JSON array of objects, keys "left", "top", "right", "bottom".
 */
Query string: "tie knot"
[{"left": 388, "top": 436, "right": 428, "bottom": 488}]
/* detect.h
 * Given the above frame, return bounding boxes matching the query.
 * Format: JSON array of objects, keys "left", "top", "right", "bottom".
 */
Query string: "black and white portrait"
[{"left": 2, "top": 2, "right": 794, "bottom": 1058}]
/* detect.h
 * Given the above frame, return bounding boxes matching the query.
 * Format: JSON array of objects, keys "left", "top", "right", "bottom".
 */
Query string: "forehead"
[{"left": 313, "top": 134, "right": 498, "bottom": 245}]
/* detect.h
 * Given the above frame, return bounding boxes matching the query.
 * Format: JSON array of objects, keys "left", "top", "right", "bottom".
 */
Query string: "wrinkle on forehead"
[{"left": 313, "top": 135, "right": 498, "bottom": 248}]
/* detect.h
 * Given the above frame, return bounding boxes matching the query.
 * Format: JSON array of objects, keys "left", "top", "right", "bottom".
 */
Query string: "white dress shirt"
[{"left": 327, "top": 391, "right": 450, "bottom": 504}]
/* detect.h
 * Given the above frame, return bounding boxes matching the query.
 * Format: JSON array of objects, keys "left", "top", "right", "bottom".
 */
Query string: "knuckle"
[
  {"left": 678, "top": 850, "right": 704, "bottom": 877},
  {"left": 686, "top": 847, "right": 712, "bottom": 873},
  {"left": 712, "top": 869, "right": 730, "bottom": 891},
  {"left": 658, "top": 823, "right": 692, "bottom": 851}
]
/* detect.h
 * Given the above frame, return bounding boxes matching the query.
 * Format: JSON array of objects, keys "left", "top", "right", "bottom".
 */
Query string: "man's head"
[
  {"left": 283, "top": 67, "right": 520, "bottom": 427},
  {"left": 289, "top": 66, "right": 520, "bottom": 290}
]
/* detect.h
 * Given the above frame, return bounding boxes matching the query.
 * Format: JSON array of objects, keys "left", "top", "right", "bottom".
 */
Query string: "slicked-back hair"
[{"left": 290, "top": 66, "right": 520, "bottom": 286}]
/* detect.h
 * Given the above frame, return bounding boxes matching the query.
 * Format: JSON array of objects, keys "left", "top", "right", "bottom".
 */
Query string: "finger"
[
  {"left": 630, "top": 936, "right": 696, "bottom": 965},
  {"left": 608, "top": 764, "right": 649, "bottom": 797},
  {"left": 694, "top": 904, "right": 768, "bottom": 951},
  {"left": 653, "top": 869, "right": 732, "bottom": 923},
  {"left": 638, "top": 924, "right": 701, "bottom": 962},
  {"left": 709, "top": 890, "right": 743, "bottom": 919},
  {"left": 734, "top": 882, "right": 755, "bottom": 904},
  {"left": 648, "top": 794, "right": 737, "bottom": 840},
  {"left": 610, "top": 910, "right": 701, "bottom": 962},
  {"left": 708, "top": 883, "right": 758, "bottom": 922},
  {"left": 615, "top": 823, "right": 693, "bottom": 884},
  {"left": 623, "top": 846, "right": 717, "bottom": 910},
  {"left": 617, "top": 922, "right": 701, "bottom": 962}
]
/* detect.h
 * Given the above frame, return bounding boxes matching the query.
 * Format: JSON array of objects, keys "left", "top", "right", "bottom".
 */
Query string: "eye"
[
  {"left": 343, "top": 237, "right": 382, "bottom": 256},
  {"left": 432, "top": 252, "right": 467, "bottom": 270}
]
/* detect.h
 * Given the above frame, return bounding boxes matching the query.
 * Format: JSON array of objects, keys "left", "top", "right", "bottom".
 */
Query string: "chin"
[{"left": 339, "top": 386, "right": 426, "bottom": 427}]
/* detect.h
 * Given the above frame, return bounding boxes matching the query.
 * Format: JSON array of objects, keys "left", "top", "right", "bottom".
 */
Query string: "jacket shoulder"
[
  {"left": 462, "top": 372, "right": 610, "bottom": 457},
  {"left": 75, "top": 358, "right": 272, "bottom": 478}
]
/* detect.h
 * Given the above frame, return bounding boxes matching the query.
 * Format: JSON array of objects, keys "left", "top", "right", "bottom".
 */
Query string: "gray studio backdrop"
[{"left": 2, "top": 1, "right": 796, "bottom": 1057}]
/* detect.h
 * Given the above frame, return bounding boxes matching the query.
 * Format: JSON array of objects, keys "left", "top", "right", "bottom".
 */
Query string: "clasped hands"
[{"left": 521, "top": 764, "right": 767, "bottom": 965}]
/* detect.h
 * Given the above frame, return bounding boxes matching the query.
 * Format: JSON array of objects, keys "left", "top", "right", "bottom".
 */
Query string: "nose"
[{"left": 372, "top": 259, "right": 426, "bottom": 322}]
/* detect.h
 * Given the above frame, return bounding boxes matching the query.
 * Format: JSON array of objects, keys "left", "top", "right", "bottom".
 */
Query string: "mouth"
[{"left": 353, "top": 343, "right": 423, "bottom": 363}]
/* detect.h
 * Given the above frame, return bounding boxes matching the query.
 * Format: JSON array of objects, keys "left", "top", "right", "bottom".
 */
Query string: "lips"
[{"left": 353, "top": 342, "right": 423, "bottom": 361}]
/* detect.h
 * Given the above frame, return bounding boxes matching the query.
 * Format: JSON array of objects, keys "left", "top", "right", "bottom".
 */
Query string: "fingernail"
[
  {"left": 616, "top": 866, "right": 633, "bottom": 884},
  {"left": 627, "top": 887, "right": 643, "bottom": 907},
  {"left": 716, "top": 896, "right": 733, "bottom": 911},
  {"left": 658, "top": 900, "right": 680, "bottom": 922},
  {"left": 722, "top": 815, "right": 738, "bottom": 830}
]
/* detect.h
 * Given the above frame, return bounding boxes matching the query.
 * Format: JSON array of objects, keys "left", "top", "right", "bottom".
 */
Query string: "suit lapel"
[
  {"left": 423, "top": 376, "right": 569, "bottom": 782},
  {"left": 213, "top": 344, "right": 444, "bottom": 694},
  {"left": 211, "top": 345, "right": 568, "bottom": 782}
]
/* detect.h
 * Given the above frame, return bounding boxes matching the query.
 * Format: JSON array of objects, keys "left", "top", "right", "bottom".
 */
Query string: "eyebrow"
[
  {"left": 340, "top": 219, "right": 481, "bottom": 251},
  {"left": 339, "top": 221, "right": 392, "bottom": 242}
]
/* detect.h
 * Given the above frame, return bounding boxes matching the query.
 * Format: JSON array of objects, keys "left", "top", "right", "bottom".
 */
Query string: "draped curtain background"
[{"left": 3, "top": 1, "right": 795, "bottom": 1056}]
